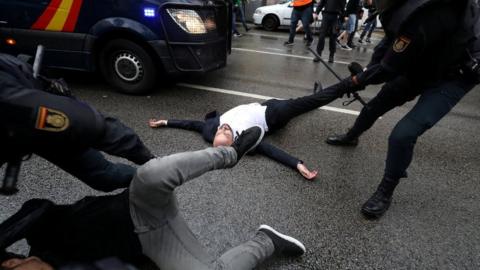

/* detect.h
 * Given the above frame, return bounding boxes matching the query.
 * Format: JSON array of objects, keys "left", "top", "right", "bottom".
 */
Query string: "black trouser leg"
[
  {"left": 384, "top": 79, "right": 471, "bottom": 179},
  {"left": 93, "top": 116, "right": 154, "bottom": 165},
  {"left": 347, "top": 78, "right": 419, "bottom": 138},
  {"left": 317, "top": 14, "right": 337, "bottom": 55},
  {"left": 263, "top": 85, "right": 342, "bottom": 132},
  {"left": 37, "top": 148, "right": 135, "bottom": 192}
]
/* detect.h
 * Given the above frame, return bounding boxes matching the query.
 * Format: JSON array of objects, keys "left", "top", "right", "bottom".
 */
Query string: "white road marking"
[
  {"left": 232, "top": 47, "right": 351, "bottom": 65},
  {"left": 177, "top": 83, "right": 360, "bottom": 116},
  {"left": 245, "top": 32, "right": 288, "bottom": 39}
]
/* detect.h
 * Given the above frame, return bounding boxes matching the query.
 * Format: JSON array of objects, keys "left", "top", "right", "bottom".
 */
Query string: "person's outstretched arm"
[
  {"left": 149, "top": 118, "right": 205, "bottom": 133},
  {"left": 256, "top": 142, "right": 317, "bottom": 180}
]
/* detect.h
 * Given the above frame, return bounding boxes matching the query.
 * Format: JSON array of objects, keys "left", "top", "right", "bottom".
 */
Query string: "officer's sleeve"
[
  {"left": 0, "top": 72, "right": 36, "bottom": 129},
  {"left": 366, "top": 37, "right": 391, "bottom": 68},
  {"left": 380, "top": 22, "right": 429, "bottom": 74},
  {"left": 255, "top": 142, "right": 301, "bottom": 169},
  {"left": 356, "top": 20, "right": 431, "bottom": 87},
  {"left": 166, "top": 119, "right": 205, "bottom": 133}
]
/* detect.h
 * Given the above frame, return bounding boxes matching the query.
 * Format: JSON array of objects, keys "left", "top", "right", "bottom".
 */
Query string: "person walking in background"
[
  {"left": 337, "top": 0, "right": 362, "bottom": 50},
  {"left": 235, "top": 0, "right": 251, "bottom": 32},
  {"left": 359, "top": 0, "right": 377, "bottom": 44},
  {"left": 232, "top": 7, "right": 242, "bottom": 37},
  {"left": 313, "top": 0, "right": 347, "bottom": 63},
  {"left": 284, "top": 0, "right": 314, "bottom": 47}
]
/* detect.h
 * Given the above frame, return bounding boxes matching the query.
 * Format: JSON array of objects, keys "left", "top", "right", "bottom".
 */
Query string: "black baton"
[{"left": 308, "top": 47, "right": 367, "bottom": 106}]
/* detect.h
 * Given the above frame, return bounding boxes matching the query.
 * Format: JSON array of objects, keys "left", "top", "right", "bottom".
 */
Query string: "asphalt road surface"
[{"left": 1, "top": 27, "right": 480, "bottom": 270}]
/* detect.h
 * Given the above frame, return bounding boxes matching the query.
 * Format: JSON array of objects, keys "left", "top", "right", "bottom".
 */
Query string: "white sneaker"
[{"left": 258, "top": 225, "right": 306, "bottom": 257}]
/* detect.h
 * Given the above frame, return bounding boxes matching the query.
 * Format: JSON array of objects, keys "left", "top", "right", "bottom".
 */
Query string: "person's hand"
[
  {"left": 149, "top": 118, "right": 167, "bottom": 128},
  {"left": 313, "top": 13, "right": 318, "bottom": 20},
  {"left": 297, "top": 163, "right": 318, "bottom": 180}
]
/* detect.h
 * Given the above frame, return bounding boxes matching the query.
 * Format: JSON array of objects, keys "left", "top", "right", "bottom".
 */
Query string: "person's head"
[
  {"left": 1, "top": 256, "right": 53, "bottom": 270},
  {"left": 213, "top": 123, "right": 234, "bottom": 147}
]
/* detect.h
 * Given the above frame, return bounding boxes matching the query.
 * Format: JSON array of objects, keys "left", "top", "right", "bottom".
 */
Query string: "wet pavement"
[{"left": 1, "top": 26, "right": 480, "bottom": 269}]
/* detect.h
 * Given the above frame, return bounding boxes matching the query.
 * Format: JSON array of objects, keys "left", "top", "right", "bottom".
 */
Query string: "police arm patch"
[
  {"left": 393, "top": 36, "right": 412, "bottom": 53},
  {"left": 35, "top": 106, "right": 70, "bottom": 132}
]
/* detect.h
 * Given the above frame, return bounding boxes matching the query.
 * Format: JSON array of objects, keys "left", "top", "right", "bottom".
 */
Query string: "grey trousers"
[{"left": 129, "top": 147, "right": 275, "bottom": 270}]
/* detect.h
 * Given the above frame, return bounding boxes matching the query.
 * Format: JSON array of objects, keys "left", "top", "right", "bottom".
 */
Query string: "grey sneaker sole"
[{"left": 258, "top": 224, "right": 306, "bottom": 253}]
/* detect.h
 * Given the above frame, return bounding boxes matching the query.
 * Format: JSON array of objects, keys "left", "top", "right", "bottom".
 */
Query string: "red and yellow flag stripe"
[{"left": 32, "top": 0, "right": 83, "bottom": 32}]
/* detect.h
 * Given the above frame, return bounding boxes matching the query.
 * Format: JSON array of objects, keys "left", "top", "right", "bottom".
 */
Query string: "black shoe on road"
[
  {"left": 231, "top": 126, "right": 264, "bottom": 159},
  {"left": 313, "top": 57, "right": 321, "bottom": 63},
  {"left": 258, "top": 225, "right": 306, "bottom": 257},
  {"left": 361, "top": 177, "right": 399, "bottom": 219},
  {"left": 326, "top": 133, "right": 358, "bottom": 146},
  {"left": 328, "top": 54, "right": 334, "bottom": 63},
  {"left": 305, "top": 38, "right": 313, "bottom": 47},
  {"left": 361, "top": 190, "right": 393, "bottom": 219},
  {"left": 284, "top": 41, "right": 294, "bottom": 46}
]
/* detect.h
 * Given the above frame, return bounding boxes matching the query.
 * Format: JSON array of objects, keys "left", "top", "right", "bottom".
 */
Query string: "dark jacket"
[
  {"left": 167, "top": 111, "right": 302, "bottom": 169},
  {"left": 315, "top": 0, "right": 346, "bottom": 15},
  {"left": 357, "top": 1, "right": 469, "bottom": 87},
  {"left": 0, "top": 192, "right": 145, "bottom": 268},
  {"left": 345, "top": 0, "right": 361, "bottom": 15}
]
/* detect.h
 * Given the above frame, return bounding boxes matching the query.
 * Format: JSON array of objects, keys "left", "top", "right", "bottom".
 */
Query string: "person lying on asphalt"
[
  {"left": 0, "top": 126, "right": 307, "bottom": 270},
  {"left": 149, "top": 85, "right": 356, "bottom": 180}
]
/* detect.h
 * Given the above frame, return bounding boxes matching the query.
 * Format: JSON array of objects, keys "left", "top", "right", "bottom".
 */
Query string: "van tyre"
[
  {"left": 262, "top": 15, "right": 279, "bottom": 31},
  {"left": 99, "top": 39, "right": 157, "bottom": 95}
]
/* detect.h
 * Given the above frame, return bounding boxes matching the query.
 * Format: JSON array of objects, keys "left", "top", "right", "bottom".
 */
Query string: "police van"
[{"left": 0, "top": 0, "right": 232, "bottom": 94}]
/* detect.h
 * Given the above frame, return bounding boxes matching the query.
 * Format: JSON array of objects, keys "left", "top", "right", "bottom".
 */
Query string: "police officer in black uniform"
[
  {"left": 0, "top": 52, "right": 154, "bottom": 192},
  {"left": 323, "top": 0, "right": 479, "bottom": 218},
  {"left": 314, "top": 0, "right": 347, "bottom": 63}
]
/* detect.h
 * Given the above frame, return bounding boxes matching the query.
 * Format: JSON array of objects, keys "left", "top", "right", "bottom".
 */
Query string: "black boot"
[
  {"left": 361, "top": 177, "right": 399, "bottom": 219},
  {"left": 328, "top": 53, "right": 334, "bottom": 63},
  {"left": 325, "top": 133, "right": 358, "bottom": 146},
  {"left": 347, "top": 34, "right": 356, "bottom": 49}
]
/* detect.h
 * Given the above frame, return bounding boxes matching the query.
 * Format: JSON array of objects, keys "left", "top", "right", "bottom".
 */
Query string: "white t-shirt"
[{"left": 219, "top": 103, "right": 268, "bottom": 139}]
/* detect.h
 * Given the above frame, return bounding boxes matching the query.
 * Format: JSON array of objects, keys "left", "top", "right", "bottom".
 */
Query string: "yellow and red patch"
[
  {"left": 393, "top": 36, "right": 411, "bottom": 53},
  {"left": 35, "top": 106, "right": 70, "bottom": 132},
  {"left": 32, "top": 0, "right": 83, "bottom": 32}
]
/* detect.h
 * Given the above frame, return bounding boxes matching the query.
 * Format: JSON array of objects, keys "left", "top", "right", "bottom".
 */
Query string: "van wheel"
[
  {"left": 99, "top": 39, "right": 156, "bottom": 95},
  {"left": 262, "top": 15, "right": 279, "bottom": 31}
]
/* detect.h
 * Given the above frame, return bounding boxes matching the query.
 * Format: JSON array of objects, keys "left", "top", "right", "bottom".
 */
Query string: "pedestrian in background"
[
  {"left": 284, "top": 0, "right": 314, "bottom": 47},
  {"left": 337, "top": 0, "right": 362, "bottom": 50},
  {"left": 314, "top": 0, "right": 347, "bottom": 63},
  {"left": 358, "top": 0, "right": 377, "bottom": 44},
  {"left": 235, "top": 0, "right": 250, "bottom": 33}
]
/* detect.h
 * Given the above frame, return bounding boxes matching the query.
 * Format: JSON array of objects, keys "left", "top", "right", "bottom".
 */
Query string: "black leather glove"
[{"left": 39, "top": 76, "right": 73, "bottom": 97}]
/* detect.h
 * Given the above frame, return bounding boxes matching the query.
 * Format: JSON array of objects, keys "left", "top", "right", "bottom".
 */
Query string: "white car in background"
[{"left": 253, "top": 0, "right": 321, "bottom": 31}]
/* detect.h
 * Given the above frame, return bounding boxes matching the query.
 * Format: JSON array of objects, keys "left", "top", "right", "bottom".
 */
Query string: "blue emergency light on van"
[
  {"left": 0, "top": 0, "right": 233, "bottom": 94},
  {"left": 144, "top": 8, "right": 156, "bottom": 18}
]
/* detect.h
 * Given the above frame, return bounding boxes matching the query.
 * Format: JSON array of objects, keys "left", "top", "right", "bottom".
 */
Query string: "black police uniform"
[
  {"left": 326, "top": 0, "right": 478, "bottom": 218},
  {"left": 0, "top": 53, "right": 154, "bottom": 192},
  {"left": 315, "top": 0, "right": 347, "bottom": 59}
]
